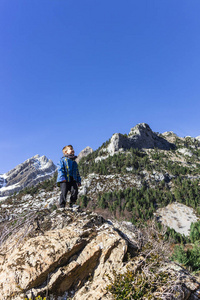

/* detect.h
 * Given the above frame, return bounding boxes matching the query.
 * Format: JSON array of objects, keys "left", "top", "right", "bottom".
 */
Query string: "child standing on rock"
[{"left": 57, "top": 145, "right": 81, "bottom": 208}]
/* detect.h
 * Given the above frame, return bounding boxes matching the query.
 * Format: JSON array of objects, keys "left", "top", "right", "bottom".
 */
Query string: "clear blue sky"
[{"left": 0, "top": 0, "right": 200, "bottom": 173}]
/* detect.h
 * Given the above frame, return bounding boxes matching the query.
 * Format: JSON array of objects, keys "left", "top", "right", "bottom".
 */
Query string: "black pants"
[{"left": 59, "top": 181, "right": 78, "bottom": 208}]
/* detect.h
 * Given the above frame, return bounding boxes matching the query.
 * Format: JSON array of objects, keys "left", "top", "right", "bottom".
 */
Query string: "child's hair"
[{"left": 62, "top": 145, "right": 73, "bottom": 154}]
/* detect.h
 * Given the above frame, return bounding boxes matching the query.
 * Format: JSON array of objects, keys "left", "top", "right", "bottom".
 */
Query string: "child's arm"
[
  {"left": 57, "top": 159, "right": 66, "bottom": 183},
  {"left": 73, "top": 161, "right": 81, "bottom": 186}
]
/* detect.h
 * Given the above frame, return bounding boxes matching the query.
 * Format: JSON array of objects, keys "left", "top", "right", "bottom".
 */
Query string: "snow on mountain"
[
  {"left": 0, "top": 155, "right": 57, "bottom": 199},
  {"left": 196, "top": 136, "right": 200, "bottom": 141},
  {"left": 0, "top": 174, "right": 7, "bottom": 189}
]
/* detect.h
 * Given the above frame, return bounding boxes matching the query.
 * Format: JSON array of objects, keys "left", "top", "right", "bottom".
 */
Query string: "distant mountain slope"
[
  {"left": 0, "top": 155, "right": 56, "bottom": 198},
  {"left": 77, "top": 123, "right": 200, "bottom": 233}
]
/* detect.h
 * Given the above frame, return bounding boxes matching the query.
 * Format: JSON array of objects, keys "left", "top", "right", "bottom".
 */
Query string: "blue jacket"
[{"left": 57, "top": 156, "right": 81, "bottom": 186}]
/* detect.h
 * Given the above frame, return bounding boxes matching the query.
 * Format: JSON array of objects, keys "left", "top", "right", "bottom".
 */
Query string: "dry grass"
[{"left": 0, "top": 209, "right": 49, "bottom": 254}]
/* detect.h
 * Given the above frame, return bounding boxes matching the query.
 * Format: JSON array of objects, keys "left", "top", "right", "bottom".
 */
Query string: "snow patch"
[
  {"left": 33, "top": 155, "right": 52, "bottom": 170},
  {"left": 0, "top": 182, "right": 20, "bottom": 192}
]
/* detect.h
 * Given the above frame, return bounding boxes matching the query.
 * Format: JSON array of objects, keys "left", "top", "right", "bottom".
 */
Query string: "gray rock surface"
[
  {"left": 0, "top": 205, "right": 199, "bottom": 300},
  {"left": 0, "top": 176, "right": 6, "bottom": 189},
  {"left": 76, "top": 146, "right": 93, "bottom": 163},
  {"left": 178, "top": 148, "right": 194, "bottom": 157},
  {"left": 155, "top": 202, "right": 199, "bottom": 236},
  {"left": 107, "top": 123, "right": 175, "bottom": 154}
]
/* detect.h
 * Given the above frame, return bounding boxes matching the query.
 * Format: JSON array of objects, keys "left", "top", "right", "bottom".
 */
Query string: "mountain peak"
[
  {"left": 107, "top": 123, "right": 175, "bottom": 154},
  {"left": 76, "top": 146, "right": 93, "bottom": 163},
  {"left": 128, "top": 122, "right": 151, "bottom": 136},
  {"left": 0, "top": 155, "right": 56, "bottom": 198}
]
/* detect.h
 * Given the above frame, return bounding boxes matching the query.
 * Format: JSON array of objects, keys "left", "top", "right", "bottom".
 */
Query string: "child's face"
[{"left": 66, "top": 148, "right": 74, "bottom": 155}]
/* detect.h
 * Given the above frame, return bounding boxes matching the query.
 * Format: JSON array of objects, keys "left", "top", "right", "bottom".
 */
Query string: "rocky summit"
[
  {"left": 107, "top": 123, "right": 175, "bottom": 154},
  {"left": 76, "top": 146, "right": 93, "bottom": 163}
]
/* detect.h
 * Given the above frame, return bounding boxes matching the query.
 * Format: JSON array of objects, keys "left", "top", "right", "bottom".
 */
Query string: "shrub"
[{"left": 171, "top": 242, "right": 200, "bottom": 272}]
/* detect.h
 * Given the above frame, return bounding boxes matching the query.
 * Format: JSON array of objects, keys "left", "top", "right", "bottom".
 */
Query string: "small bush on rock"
[{"left": 171, "top": 242, "right": 200, "bottom": 272}]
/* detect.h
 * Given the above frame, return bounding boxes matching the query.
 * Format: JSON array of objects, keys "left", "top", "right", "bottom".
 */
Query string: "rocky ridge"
[
  {"left": 0, "top": 206, "right": 134, "bottom": 299},
  {"left": 0, "top": 155, "right": 56, "bottom": 199},
  {"left": 106, "top": 123, "right": 175, "bottom": 154}
]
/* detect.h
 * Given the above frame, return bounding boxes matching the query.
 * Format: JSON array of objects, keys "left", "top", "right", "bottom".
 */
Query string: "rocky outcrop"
[
  {"left": 107, "top": 123, "right": 175, "bottom": 154},
  {"left": 76, "top": 146, "right": 93, "bottom": 163},
  {"left": 161, "top": 131, "right": 179, "bottom": 144},
  {"left": 0, "top": 207, "right": 200, "bottom": 300},
  {"left": 79, "top": 173, "right": 143, "bottom": 199},
  {"left": 155, "top": 202, "right": 199, "bottom": 236},
  {"left": 178, "top": 148, "right": 194, "bottom": 157},
  {"left": 0, "top": 208, "right": 137, "bottom": 300},
  {"left": 0, "top": 155, "right": 56, "bottom": 198}
]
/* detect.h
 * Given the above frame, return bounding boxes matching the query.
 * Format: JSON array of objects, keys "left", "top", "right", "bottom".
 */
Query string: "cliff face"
[
  {"left": 107, "top": 123, "right": 175, "bottom": 154},
  {"left": 0, "top": 206, "right": 200, "bottom": 300}
]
